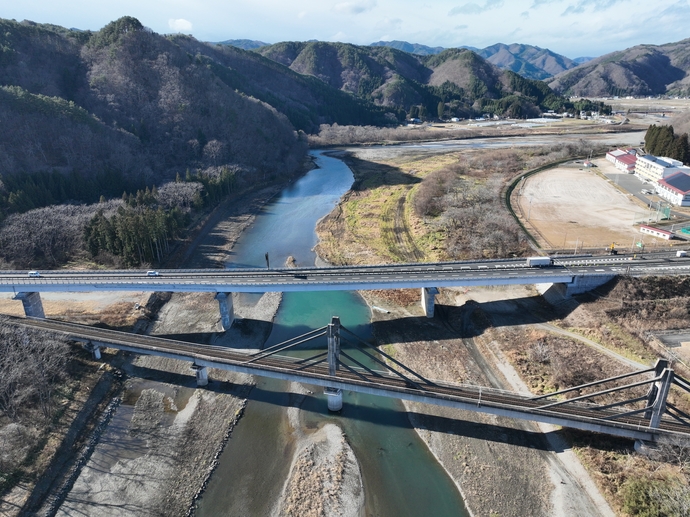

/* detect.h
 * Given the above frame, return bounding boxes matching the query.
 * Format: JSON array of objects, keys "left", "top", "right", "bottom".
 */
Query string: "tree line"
[
  {"left": 84, "top": 205, "right": 186, "bottom": 267},
  {"left": 644, "top": 124, "right": 690, "bottom": 164}
]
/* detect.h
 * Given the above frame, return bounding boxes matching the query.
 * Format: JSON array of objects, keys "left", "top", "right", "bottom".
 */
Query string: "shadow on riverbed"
[
  {"left": 119, "top": 363, "right": 567, "bottom": 454},
  {"left": 372, "top": 296, "right": 578, "bottom": 342}
]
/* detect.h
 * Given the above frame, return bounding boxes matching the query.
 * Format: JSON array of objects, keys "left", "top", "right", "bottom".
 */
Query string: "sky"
[{"left": 3, "top": 0, "right": 690, "bottom": 59}]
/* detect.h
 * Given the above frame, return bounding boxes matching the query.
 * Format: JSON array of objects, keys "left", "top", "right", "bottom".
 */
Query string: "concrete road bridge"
[
  {"left": 4, "top": 314, "right": 690, "bottom": 444},
  {"left": 1, "top": 251, "right": 689, "bottom": 329}
]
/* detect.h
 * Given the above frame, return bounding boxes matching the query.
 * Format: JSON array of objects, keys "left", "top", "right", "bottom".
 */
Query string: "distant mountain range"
[
  {"left": 219, "top": 39, "right": 593, "bottom": 81},
  {"left": 370, "top": 40, "right": 450, "bottom": 56},
  {"left": 221, "top": 34, "right": 690, "bottom": 98},
  {"left": 255, "top": 41, "right": 602, "bottom": 120},
  {"left": 370, "top": 41, "right": 592, "bottom": 80},
  {"left": 216, "top": 39, "right": 268, "bottom": 50}
]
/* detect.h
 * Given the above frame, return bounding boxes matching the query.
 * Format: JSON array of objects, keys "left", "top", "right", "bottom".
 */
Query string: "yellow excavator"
[{"left": 608, "top": 242, "right": 618, "bottom": 255}]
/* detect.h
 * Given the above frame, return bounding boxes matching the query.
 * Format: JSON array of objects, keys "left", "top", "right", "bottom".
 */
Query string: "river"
[
  {"left": 196, "top": 130, "right": 648, "bottom": 515},
  {"left": 195, "top": 150, "right": 469, "bottom": 516}
]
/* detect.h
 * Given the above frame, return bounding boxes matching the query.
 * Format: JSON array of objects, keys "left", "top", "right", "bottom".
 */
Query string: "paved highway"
[{"left": 0, "top": 252, "right": 689, "bottom": 293}]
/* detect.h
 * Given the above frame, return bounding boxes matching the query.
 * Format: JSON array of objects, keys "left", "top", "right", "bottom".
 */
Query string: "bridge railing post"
[
  {"left": 327, "top": 316, "right": 341, "bottom": 376},
  {"left": 326, "top": 316, "right": 342, "bottom": 411},
  {"left": 645, "top": 359, "right": 669, "bottom": 420},
  {"left": 648, "top": 359, "right": 673, "bottom": 429}
]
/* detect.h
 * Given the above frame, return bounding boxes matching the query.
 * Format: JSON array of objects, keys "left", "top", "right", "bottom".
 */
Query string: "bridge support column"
[
  {"left": 92, "top": 343, "right": 102, "bottom": 360},
  {"left": 191, "top": 364, "right": 209, "bottom": 387},
  {"left": 13, "top": 292, "right": 45, "bottom": 319},
  {"left": 215, "top": 293, "right": 234, "bottom": 331},
  {"left": 326, "top": 316, "right": 342, "bottom": 411},
  {"left": 325, "top": 387, "right": 343, "bottom": 412},
  {"left": 647, "top": 359, "right": 674, "bottom": 429},
  {"left": 421, "top": 287, "right": 438, "bottom": 318}
]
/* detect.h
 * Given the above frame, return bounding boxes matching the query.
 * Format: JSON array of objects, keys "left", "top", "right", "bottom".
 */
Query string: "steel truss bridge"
[{"left": 5, "top": 314, "right": 690, "bottom": 444}]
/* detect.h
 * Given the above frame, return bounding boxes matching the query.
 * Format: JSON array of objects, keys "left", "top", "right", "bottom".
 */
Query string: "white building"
[
  {"left": 606, "top": 149, "right": 637, "bottom": 173},
  {"left": 657, "top": 172, "right": 690, "bottom": 206},
  {"left": 640, "top": 225, "right": 674, "bottom": 240},
  {"left": 634, "top": 154, "right": 690, "bottom": 183}
]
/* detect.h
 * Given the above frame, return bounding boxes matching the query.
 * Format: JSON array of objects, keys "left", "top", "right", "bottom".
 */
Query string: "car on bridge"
[{"left": 146, "top": 271, "right": 160, "bottom": 277}]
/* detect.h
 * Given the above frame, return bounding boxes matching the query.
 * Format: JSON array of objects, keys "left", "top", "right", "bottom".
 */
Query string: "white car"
[
  {"left": 146, "top": 271, "right": 160, "bottom": 277},
  {"left": 27, "top": 271, "right": 41, "bottom": 277}
]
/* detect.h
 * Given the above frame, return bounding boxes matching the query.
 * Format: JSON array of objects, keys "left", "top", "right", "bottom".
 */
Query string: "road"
[{"left": 1, "top": 251, "right": 690, "bottom": 294}]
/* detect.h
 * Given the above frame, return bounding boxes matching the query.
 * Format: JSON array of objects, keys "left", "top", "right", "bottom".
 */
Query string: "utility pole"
[{"left": 265, "top": 252, "right": 270, "bottom": 269}]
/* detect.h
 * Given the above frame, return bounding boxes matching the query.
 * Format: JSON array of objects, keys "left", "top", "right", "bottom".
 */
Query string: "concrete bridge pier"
[
  {"left": 191, "top": 364, "right": 209, "bottom": 387},
  {"left": 325, "top": 387, "right": 343, "bottom": 411},
  {"left": 13, "top": 292, "right": 45, "bottom": 319},
  {"left": 326, "top": 316, "right": 343, "bottom": 411},
  {"left": 215, "top": 292, "right": 234, "bottom": 331},
  {"left": 91, "top": 343, "right": 102, "bottom": 360},
  {"left": 421, "top": 287, "right": 439, "bottom": 318}
]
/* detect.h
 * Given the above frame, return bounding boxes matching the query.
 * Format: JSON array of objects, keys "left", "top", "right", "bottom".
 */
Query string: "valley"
[{"left": 3, "top": 10, "right": 690, "bottom": 517}]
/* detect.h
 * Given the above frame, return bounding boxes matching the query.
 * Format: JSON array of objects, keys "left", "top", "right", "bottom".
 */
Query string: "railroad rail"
[{"left": 4, "top": 314, "right": 690, "bottom": 443}]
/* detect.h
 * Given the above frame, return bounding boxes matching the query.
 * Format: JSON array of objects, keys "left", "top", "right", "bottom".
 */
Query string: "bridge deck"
[{"left": 5, "top": 314, "right": 688, "bottom": 443}]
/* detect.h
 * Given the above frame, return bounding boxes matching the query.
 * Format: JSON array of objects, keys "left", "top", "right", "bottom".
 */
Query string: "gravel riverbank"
[
  {"left": 357, "top": 286, "right": 615, "bottom": 517},
  {"left": 42, "top": 182, "right": 293, "bottom": 516}
]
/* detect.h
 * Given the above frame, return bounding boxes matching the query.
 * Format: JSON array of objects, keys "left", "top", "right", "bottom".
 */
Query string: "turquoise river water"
[{"left": 195, "top": 151, "right": 469, "bottom": 516}]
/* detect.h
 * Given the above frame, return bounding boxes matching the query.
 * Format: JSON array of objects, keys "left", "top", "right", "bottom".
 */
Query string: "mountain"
[
  {"left": 216, "top": 39, "right": 268, "bottom": 50},
  {"left": 573, "top": 57, "right": 594, "bottom": 65},
  {"left": 370, "top": 40, "right": 447, "bottom": 55},
  {"left": 475, "top": 43, "right": 576, "bottom": 81},
  {"left": 0, "top": 16, "right": 411, "bottom": 196},
  {"left": 257, "top": 41, "right": 599, "bottom": 120},
  {"left": 368, "top": 40, "right": 579, "bottom": 80},
  {"left": 0, "top": 17, "right": 308, "bottom": 187},
  {"left": 548, "top": 39, "right": 690, "bottom": 97}
]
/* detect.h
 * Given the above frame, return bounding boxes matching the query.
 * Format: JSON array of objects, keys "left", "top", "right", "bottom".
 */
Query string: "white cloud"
[
  {"left": 298, "top": 11, "right": 307, "bottom": 19},
  {"left": 449, "top": 0, "right": 503, "bottom": 16},
  {"left": 330, "top": 31, "right": 348, "bottom": 41},
  {"left": 375, "top": 17, "right": 403, "bottom": 31},
  {"left": 562, "top": 0, "right": 625, "bottom": 15},
  {"left": 334, "top": 0, "right": 377, "bottom": 15},
  {"left": 168, "top": 18, "right": 192, "bottom": 32}
]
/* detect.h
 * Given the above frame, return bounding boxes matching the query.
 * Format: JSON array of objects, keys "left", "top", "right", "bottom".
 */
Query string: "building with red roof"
[
  {"left": 657, "top": 172, "right": 690, "bottom": 206},
  {"left": 606, "top": 148, "right": 637, "bottom": 173}
]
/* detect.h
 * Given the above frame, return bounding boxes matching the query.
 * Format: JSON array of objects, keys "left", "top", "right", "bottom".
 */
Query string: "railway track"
[{"left": 5, "top": 314, "right": 689, "bottom": 440}]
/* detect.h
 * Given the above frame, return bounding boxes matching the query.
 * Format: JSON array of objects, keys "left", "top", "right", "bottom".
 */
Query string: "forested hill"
[
  {"left": 0, "top": 17, "right": 308, "bottom": 192},
  {"left": 548, "top": 38, "right": 690, "bottom": 97},
  {"left": 257, "top": 42, "right": 603, "bottom": 120}
]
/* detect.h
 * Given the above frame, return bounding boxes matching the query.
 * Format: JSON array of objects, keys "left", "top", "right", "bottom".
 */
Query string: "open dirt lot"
[{"left": 517, "top": 160, "right": 655, "bottom": 250}]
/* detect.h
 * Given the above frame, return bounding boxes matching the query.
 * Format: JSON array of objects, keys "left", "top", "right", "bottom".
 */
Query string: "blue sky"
[{"left": 3, "top": 0, "right": 690, "bottom": 58}]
